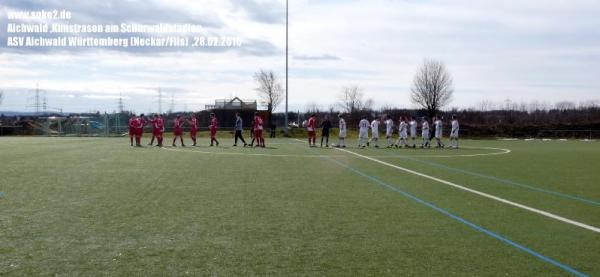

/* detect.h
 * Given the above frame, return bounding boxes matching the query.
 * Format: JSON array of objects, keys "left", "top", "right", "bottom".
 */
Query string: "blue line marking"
[
  {"left": 302, "top": 145, "right": 588, "bottom": 276},
  {"left": 393, "top": 155, "right": 600, "bottom": 207}
]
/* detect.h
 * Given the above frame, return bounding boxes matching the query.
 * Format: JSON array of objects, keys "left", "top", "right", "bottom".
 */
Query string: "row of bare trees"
[
  {"left": 474, "top": 99, "right": 600, "bottom": 113},
  {"left": 254, "top": 59, "right": 455, "bottom": 121},
  {"left": 256, "top": 59, "right": 600, "bottom": 136}
]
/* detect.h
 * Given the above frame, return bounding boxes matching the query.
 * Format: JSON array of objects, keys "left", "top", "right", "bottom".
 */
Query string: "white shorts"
[
  {"left": 359, "top": 130, "right": 369, "bottom": 139},
  {"left": 450, "top": 131, "right": 459, "bottom": 138},
  {"left": 422, "top": 132, "right": 429, "bottom": 138},
  {"left": 435, "top": 132, "right": 442, "bottom": 139},
  {"left": 400, "top": 132, "right": 408, "bottom": 139},
  {"left": 339, "top": 130, "right": 347, "bottom": 138},
  {"left": 371, "top": 132, "right": 379, "bottom": 139}
]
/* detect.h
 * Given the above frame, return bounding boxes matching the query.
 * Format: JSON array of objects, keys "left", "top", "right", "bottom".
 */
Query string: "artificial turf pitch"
[{"left": 0, "top": 136, "right": 599, "bottom": 276}]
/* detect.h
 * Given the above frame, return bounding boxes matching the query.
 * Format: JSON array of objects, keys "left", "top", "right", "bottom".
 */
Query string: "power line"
[
  {"left": 118, "top": 92, "right": 124, "bottom": 113},
  {"left": 27, "top": 83, "right": 44, "bottom": 114},
  {"left": 42, "top": 94, "right": 47, "bottom": 113}
]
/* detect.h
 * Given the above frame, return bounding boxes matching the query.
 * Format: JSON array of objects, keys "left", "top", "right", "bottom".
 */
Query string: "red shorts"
[
  {"left": 129, "top": 127, "right": 136, "bottom": 136},
  {"left": 210, "top": 128, "right": 217, "bottom": 138},
  {"left": 174, "top": 128, "right": 183, "bottom": 136},
  {"left": 254, "top": 129, "right": 263, "bottom": 138},
  {"left": 136, "top": 128, "right": 143, "bottom": 137},
  {"left": 190, "top": 129, "right": 197, "bottom": 137},
  {"left": 153, "top": 129, "right": 163, "bottom": 136},
  {"left": 308, "top": 131, "right": 316, "bottom": 138}
]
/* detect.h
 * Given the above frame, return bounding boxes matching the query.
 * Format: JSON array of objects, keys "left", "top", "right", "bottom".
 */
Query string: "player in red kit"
[
  {"left": 253, "top": 112, "right": 265, "bottom": 148},
  {"left": 128, "top": 114, "right": 142, "bottom": 147},
  {"left": 187, "top": 114, "right": 198, "bottom": 146},
  {"left": 172, "top": 115, "right": 186, "bottom": 147},
  {"left": 137, "top": 114, "right": 146, "bottom": 144},
  {"left": 209, "top": 113, "right": 220, "bottom": 147},
  {"left": 307, "top": 113, "right": 317, "bottom": 147},
  {"left": 128, "top": 114, "right": 136, "bottom": 146},
  {"left": 148, "top": 114, "right": 165, "bottom": 147}
]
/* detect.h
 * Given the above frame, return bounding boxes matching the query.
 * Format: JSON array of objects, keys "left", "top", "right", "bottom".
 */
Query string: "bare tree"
[
  {"left": 305, "top": 101, "right": 320, "bottom": 114},
  {"left": 338, "top": 86, "right": 372, "bottom": 113},
  {"left": 327, "top": 104, "right": 337, "bottom": 114},
  {"left": 363, "top": 98, "right": 374, "bottom": 111},
  {"left": 254, "top": 69, "right": 283, "bottom": 123},
  {"left": 555, "top": 101, "right": 576, "bottom": 111},
  {"left": 477, "top": 100, "right": 495, "bottom": 112},
  {"left": 0, "top": 90, "right": 3, "bottom": 106},
  {"left": 410, "top": 60, "right": 454, "bottom": 118}
]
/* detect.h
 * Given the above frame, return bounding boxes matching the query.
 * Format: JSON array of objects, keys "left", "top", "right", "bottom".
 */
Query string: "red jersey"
[
  {"left": 189, "top": 118, "right": 197, "bottom": 130},
  {"left": 151, "top": 118, "right": 164, "bottom": 130},
  {"left": 253, "top": 116, "right": 263, "bottom": 130},
  {"left": 174, "top": 118, "right": 184, "bottom": 130},
  {"left": 139, "top": 117, "right": 146, "bottom": 128},
  {"left": 210, "top": 118, "right": 218, "bottom": 131},
  {"left": 129, "top": 117, "right": 141, "bottom": 128},
  {"left": 307, "top": 117, "right": 316, "bottom": 131}
]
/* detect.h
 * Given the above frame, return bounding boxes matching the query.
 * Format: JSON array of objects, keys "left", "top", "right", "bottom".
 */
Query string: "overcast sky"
[{"left": 1, "top": 0, "right": 599, "bottom": 113}]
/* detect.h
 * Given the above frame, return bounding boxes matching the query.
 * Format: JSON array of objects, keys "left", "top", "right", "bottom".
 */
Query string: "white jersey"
[
  {"left": 339, "top": 118, "right": 347, "bottom": 138},
  {"left": 399, "top": 121, "right": 408, "bottom": 138},
  {"left": 359, "top": 119, "right": 370, "bottom": 139},
  {"left": 371, "top": 120, "right": 380, "bottom": 138},
  {"left": 409, "top": 120, "right": 417, "bottom": 138},
  {"left": 451, "top": 120, "right": 459, "bottom": 137},
  {"left": 434, "top": 120, "right": 443, "bottom": 138},
  {"left": 385, "top": 119, "right": 394, "bottom": 136},
  {"left": 422, "top": 121, "right": 430, "bottom": 137}
]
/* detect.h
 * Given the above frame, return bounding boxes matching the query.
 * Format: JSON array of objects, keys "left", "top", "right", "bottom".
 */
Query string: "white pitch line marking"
[
  {"left": 368, "top": 146, "right": 511, "bottom": 158},
  {"left": 335, "top": 147, "right": 600, "bottom": 234}
]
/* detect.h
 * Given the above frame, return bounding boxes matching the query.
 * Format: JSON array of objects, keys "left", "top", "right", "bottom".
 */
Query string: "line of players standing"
[
  {"left": 304, "top": 114, "right": 460, "bottom": 149},
  {"left": 127, "top": 112, "right": 266, "bottom": 148}
]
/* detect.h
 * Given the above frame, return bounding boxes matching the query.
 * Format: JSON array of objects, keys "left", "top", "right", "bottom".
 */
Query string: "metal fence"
[{"left": 0, "top": 113, "right": 275, "bottom": 137}]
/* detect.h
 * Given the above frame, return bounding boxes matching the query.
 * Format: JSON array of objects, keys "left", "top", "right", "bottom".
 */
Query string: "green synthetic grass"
[{"left": 0, "top": 136, "right": 599, "bottom": 276}]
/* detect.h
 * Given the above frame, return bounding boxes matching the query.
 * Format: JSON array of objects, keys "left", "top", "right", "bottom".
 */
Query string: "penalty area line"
[{"left": 335, "top": 147, "right": 600, "bottom": 234}]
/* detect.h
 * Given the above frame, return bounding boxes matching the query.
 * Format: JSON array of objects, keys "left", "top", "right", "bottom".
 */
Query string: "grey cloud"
[{"left": 237, "top": 38, "right": 281, "bottom": 57}]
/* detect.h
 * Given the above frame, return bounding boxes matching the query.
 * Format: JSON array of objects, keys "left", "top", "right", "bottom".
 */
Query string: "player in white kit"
[
  {"left": 336, "top": 114, "right": 347, "bottom": 148},
  {"left": 395, "top": 116, "right": 408, "bottom": 148},
  {"left": 421, "top": 117, "right": 431, "bottom": 148},
  {"left": 433, "top": 116, "right": 445, "bottom": 148},
  {"left": 384, "top": 115, "right": 394, "bottom": 148},
  {"left": 409, "top": 116, "right": 418, "bottom": 148},
  {"left": 449, "top": 115, "right": 460, "bottom": 149},
  {"left": 368, "top": 117, "right": 380, "bottom": 148},
  {"left": 358, "top": 116, "right": 370, "bottom": 148}
]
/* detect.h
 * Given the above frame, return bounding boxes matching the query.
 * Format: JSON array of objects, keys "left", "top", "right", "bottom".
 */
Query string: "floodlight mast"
[{"left": 284, "top": 0, "right": 289, "bottom": 136}]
